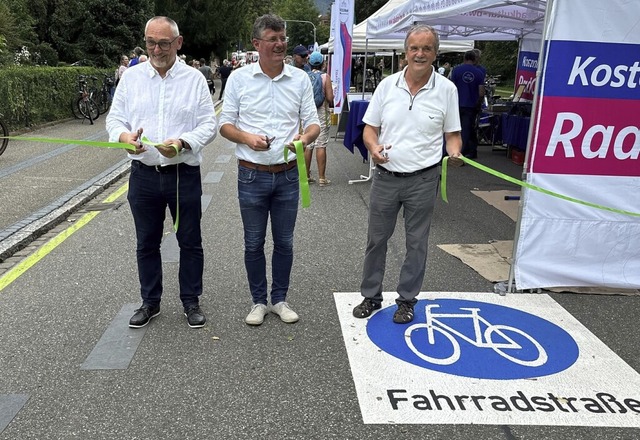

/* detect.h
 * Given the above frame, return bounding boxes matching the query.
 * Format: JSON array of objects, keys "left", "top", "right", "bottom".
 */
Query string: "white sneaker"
[
  {"left": 245, "top": 304, "right": 268, "bottom": 326},
  {"left": 270, "top": 301, "right": 299, "bottom": 323}
]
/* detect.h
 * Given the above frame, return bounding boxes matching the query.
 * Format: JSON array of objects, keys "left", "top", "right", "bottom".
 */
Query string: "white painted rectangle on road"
[{"left": 334, "top": 292, "right": 640, "bottom": 427}]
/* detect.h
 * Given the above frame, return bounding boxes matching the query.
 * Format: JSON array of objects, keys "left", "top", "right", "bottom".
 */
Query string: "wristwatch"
[{"left": 179, "top": 139, "right": 191, "bottom": 153}]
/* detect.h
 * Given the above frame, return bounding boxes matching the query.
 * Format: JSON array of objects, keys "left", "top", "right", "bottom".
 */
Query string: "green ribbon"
[
  {"left": 441, "top": 156, "right": 640, "bottom": 218},
  {"left": 1, "top": 136, "right": 135, "bottom": 151},
  {"left": 284, "top": 141, "right": 311, "bottom": 208}
]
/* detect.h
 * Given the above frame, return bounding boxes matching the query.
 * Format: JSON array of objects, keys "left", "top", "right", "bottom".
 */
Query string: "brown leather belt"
[{"left": 238, "top": 159, "right": 296, "bottom": 173}]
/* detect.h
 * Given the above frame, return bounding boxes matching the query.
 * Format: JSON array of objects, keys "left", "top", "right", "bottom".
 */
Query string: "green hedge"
[{"left": 0, "top": 66, "right": 112, "bottom": 132}]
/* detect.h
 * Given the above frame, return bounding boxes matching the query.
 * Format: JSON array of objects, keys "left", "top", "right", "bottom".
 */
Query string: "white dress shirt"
[
  {"left": 363, "top": 66, "right": 461, "bottom": 173},
  {"left": 106, "top": 60, "right": 217, "bottom": 167},
  {"left": 219, "top": 62, "right": 320, "bottom": 165}
]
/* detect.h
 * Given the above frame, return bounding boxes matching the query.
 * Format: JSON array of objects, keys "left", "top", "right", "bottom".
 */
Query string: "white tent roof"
[
  {"left": 322, "top": 0, "right": 474, "bottom": 53},
  {"left": 366, "top": 0, "right": 547, "bottom": 41}
]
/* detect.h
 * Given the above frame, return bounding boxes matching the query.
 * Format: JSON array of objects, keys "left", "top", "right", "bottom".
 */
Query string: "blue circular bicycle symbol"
[{"left": 367, "top": 299, "right": 579, "bottom": 380}]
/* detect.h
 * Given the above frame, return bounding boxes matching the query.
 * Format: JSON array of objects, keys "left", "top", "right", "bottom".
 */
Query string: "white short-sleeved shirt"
[
  {"left": 219, "top": 62, "right": 320, "bottom": 165},
  {"left": 363, "top": 66, "right": 461, "bottom": 173}
]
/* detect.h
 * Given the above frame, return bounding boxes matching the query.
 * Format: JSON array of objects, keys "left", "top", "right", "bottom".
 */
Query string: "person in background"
[
  {"left": 198, "top": 57, "right": 214, "bottom": 94},
  {"left": 138, "top": 55, "right": 148, "bottom": 63},
  {"left": 450, "top": 50, "right": 485, "bottom": 158},
  {"left": 292, "top": 45, "right": 310, "bottom": 72},
  {"left": 352, "top": 24, "right": 462, "bottom": 324},
  {"left": 472, "top": 48, "right": 487, "bottom": 76},
  {"left": 106, "top": 16, "right": 217, "bottom": 329},
  {"left": 128, "top": 47, "right": 144, "bottom": 67},
  {"left": 217, "top": 59, "right": 233, "bottom": 100},
  {"left": 305, "top": 51, "right": 334, "bottom": 186},
  {"left": 437, "top": 61, "right": 450, "bottom": 76},
  {"left": 219, "top": 14, "right": 320, "bottom": 326},
  {"left": 115, "top": 55, "right": 129, "bottom": 88}
]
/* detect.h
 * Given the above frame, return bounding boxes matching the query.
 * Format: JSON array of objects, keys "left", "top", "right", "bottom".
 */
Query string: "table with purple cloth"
[
  {"left": 501, "top": 113, "right": 531, "bottom": 152},
  {"left": 343, "top": 100, "right": 370, "bottom": 161}
]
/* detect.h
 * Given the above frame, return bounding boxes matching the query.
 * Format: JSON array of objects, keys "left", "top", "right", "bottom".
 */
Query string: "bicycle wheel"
[
  {"left": 486, "top": 324, "right": 548, "bottom": 367},
  {"left": 0, "top": 117, "right": 8, "bottom": 156},
  {"left": 98, "top": 90, "right": 111, "bottom": 114},
  {"left": 71, "top": 96, "right": 84, "bottom": 119},
  {"left": 87, "top": 98, "right": 100, "bottom": 121},
  {"left": 404, "top": 323, "right": 461, "bottom": 365},
  {"left": 78, "top": 98, "right": 99, "bottom": 123}
]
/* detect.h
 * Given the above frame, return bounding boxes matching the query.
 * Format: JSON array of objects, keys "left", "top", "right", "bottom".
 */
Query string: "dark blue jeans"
[
  {"left": 237, "top": 164, "right": 299, "bottom": 305},
  {"left": 127, "top": 161, "right": 203, "bottom": 308}
]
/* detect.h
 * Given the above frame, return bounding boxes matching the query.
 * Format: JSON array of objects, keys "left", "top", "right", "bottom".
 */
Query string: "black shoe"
[
  {"left": 129, "top": 304, "right": 160, "bottom": 328},
  {"left": 353, "top": 298, "right": 382, "bottom": 318},
  {"left": 184, "top": 305, "right": 206, "bottom": 328},
  {"left": 393, "top": 302, "right": 415, "bottom": 324}
]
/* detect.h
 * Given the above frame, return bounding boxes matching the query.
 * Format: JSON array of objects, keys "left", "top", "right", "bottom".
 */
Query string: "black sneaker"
[
  {"left": 184, "top": 305, "right": 206, "bottom": 328},
  {"left": 393, "top": 302, "right": 415, "bottom": 324},
  {"left": 353, "top": 298, "right": 382, "bottom": 318},
  {"left": 129, "top": 304, "right": 160, "bottom": 328}
]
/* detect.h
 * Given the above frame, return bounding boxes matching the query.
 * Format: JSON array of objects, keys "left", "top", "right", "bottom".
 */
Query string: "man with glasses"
[
  {"left": 219, "top": 14, "right": 320, "bottom": 326},
  {"left": 107, "top": 16, "right": 217, "bottom": 329},
  {"left": 293, "top": 44, "right": 311, "bottom": 72}
]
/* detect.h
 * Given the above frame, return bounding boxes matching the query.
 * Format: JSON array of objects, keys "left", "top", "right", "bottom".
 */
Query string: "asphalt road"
[{"left": 0, "top": 102, "right": 638, "bottom": 439}]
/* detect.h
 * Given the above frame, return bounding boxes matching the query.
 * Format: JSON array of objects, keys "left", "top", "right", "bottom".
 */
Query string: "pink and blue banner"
[
  {"left": 331, "top": 0, "right": 354, "bottom": 115},
  {"left": 514, "top": 0, "right": 640, "bottom": 290}
]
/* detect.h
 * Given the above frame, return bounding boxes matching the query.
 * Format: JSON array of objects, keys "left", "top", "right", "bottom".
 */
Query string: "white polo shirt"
[
  {"left": 362, "top": 66, "right": 461, "bottom": 173},
  {"left": 219, "top": 62, "right": 320, "bottom": 165}
]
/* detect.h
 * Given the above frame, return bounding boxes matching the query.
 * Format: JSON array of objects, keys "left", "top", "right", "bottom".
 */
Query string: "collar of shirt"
[
  {"left": 248, "top": 61, "right": 293, "bottom": 81},
  {"left": 396, "top": 65, "right": 436, "bottom": 93}
]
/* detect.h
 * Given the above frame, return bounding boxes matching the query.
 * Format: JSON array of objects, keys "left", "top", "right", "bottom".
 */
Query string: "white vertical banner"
[
  {"left": 514, "top": 0, "right": 640, "bottom": 289},
  {"left": 330, "top": 0, "right": 354, "bottom": 115}
]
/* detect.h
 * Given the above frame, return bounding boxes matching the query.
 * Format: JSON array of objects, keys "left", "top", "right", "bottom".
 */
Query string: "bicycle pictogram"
[{"left": 405, "top": 304, "right": 548, "bottom": 367}]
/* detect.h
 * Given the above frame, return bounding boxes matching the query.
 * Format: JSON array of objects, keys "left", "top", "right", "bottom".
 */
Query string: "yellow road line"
[{"left": 0, "top": 182, "right": 129, "bottom": 292}]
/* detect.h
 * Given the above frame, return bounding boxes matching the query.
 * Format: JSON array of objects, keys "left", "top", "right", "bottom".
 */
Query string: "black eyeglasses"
[
  {"left": 145, "top": 35, "right": 179, "bottom": 51},
  {"left": 256, "top": 37, "right": 289, "bottom": 44}
]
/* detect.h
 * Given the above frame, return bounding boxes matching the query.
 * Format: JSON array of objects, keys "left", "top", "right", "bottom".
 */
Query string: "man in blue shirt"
[{"left": 450, "top": 50, "right": 485, "bottom": 158}]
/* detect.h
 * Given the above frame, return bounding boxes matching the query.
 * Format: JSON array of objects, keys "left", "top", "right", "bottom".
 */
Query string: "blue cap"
[{"left": 309, "top": 51, "right": 323, "bottom": 66}]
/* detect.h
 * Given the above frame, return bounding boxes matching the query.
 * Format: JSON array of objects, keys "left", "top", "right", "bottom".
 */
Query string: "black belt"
[
  {"left": 133, "top": 160, "right": 197, "bottom": 174},
  {"left": 238, "top": 159, "right": 296, "bottom": 173},
  {"left": 376, "top": 163, "right": 439, "bottom": 177}
]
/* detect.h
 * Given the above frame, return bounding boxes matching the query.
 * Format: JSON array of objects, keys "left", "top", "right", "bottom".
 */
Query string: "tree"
[
  {"left": 354, "top": 0, "right": 386, "bottom": 24},
  {"left": 274, "top": 0, "right": 320, "bottom": 50}
]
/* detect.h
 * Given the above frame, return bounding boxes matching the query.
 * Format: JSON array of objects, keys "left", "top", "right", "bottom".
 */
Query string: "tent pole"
[
  {"left": 362, "top": 39, "right": 369, "bottom": 99},
  {"left": 508, "top": 0, "right": 556, "bottom": 294}
]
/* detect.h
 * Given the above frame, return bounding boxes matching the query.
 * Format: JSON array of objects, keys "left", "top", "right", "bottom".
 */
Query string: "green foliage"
[
  {"left": 273, "top": 0, "right": 320, "bottom": 50},
  {"left": 355, "top": 0, "right": 386, "bottom": 23},
  {"left": 476, "top": 41, "right": 519, "bottom": 86},
  {"left": 0, "top": 66, "right": 109, "bottom": 131}
]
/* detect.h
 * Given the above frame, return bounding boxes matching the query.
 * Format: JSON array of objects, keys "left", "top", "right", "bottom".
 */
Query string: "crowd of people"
[{"left": 106, "top": 13, "right": 486, "bottom": 330}]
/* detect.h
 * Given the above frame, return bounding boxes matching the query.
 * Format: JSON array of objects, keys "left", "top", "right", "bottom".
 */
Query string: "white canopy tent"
[
  {"left": 321, "top": 0, "right": 474, "bottom": 53},
  {"left": 366, "top": 0, "right": 546, "bottom": 41}
]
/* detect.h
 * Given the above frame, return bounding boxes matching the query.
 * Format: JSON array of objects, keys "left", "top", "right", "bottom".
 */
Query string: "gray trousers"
[{"left": 360, "top": 166, "right": 440, "bottom": 304}]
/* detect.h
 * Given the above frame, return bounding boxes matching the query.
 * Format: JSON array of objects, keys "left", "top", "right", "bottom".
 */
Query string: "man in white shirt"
[
  {"left": 106, "top": 16, "right": 217, "bottom": 329},
  {"left": 219, "top": 14, "right": 320, "bottom": 326},
  {"left": 352, "top": 25, "right": 463, "bottom": 324}
]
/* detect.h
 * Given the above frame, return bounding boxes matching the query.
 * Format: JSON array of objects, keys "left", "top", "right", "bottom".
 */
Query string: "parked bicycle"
[
  {"left": 0, "top": 112, "right": 8, "bottom": 157},
  {"left": 96, "top": 73, "right": 114, "bottom": 115},
  {"left": 71, "top": 75, "right": 99, "bottom": 124}
]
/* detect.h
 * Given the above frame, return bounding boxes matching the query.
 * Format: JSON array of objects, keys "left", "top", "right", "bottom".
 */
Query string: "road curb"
[{"left": 0, "top": 161, "right": 130, "bottom": 262}]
